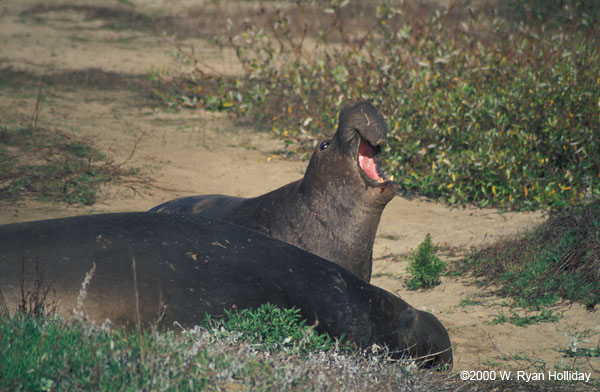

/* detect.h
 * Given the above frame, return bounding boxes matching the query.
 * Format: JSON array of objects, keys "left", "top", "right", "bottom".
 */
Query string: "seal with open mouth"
[
  {"left": 151, "top": 102, "right": 397, "bottom": 281},
  {"left": 0, "top": 212, "right": 452, "bottom": 368}
]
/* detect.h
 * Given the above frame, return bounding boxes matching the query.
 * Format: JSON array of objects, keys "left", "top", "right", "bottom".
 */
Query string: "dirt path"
[{"left": 1, "top": 0, "right": 598, "bottom": 384}]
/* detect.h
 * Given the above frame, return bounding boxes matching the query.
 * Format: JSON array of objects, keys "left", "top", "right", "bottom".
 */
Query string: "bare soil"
[{"left": 1, "top": 0, "right": 598, "bottom": 387}]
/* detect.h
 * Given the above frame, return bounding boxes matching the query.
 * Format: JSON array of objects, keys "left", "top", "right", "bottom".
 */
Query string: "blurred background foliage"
[{"left": 153, "top": 0, "right": 600, "bottom": 210}]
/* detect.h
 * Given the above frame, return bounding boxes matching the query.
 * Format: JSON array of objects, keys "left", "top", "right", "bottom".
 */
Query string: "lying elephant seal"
[
  {"left": 150, "top": 102, "right": 397, "bottom": 282},
  {"left": 0, "top": 213, "right": 451, "bottom": 368}
]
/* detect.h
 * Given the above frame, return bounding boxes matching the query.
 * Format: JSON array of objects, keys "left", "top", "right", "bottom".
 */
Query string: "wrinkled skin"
[
  {"left": 0, "top": 213, "right": 452, "bottom": 369},
  {"left": 151, "top": 102, "right": 397, "bottom": 281}
]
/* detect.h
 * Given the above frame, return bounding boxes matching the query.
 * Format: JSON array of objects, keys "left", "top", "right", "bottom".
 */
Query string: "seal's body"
[
  {"left": 0, "top": 212, "right": 451, "bottom": 368},
  {"left": 151, "top": 102, "right": 397, "bottom": 281}
]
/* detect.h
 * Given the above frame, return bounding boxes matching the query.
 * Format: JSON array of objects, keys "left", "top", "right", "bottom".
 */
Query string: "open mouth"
[{"left": 358, "top": 138, "right": 391, "bottom": 185}]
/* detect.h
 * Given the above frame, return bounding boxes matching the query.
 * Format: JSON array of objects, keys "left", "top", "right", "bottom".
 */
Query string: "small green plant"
[
  {"left": 406, "top": 234, "right": 446, "bottom": 290},
  {"left": 491, "top": 308, "right": 561, "bottom": 327}
]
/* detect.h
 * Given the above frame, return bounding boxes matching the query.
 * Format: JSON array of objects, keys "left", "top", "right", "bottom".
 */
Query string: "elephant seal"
[
  {"left": 150, "top": 102, "right": 397, "bottom": 282},
  {"left": 0, "top": 213, "right": 451, "bottom": 368}
]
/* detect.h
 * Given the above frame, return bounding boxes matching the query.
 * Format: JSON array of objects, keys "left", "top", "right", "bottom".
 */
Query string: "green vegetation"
[
  {"left": 460, "top": 200, "right": 600, "bottom": 309},
  {"left": 154, "top": 0, "right": 600, "bottom": 210},
  {"left": 457, "top": 299, "right": 483, "bottom": 308},
  {"left": 379, "top": 233, "right": 401, "bottom": 241},
  {"left": 491, "top": 308, "right": 562, "bottom": 327},
  {"left": 0, "top": 304, "right": 358, "bottom": 391},
  {"left": 560, "top": 347, "right": 600, "bottom": 359},
  {"left": 406, "top": 233, "right": 446, "bottom": 290},
  {"left": 0, "top": 126, "right": 135, "bottom": 205},
  {"left": 559, "top": 334, "right": 600, "bottom": 359},
  {"left": 200, "top": 303, "right": 349, "bottom": 354}
]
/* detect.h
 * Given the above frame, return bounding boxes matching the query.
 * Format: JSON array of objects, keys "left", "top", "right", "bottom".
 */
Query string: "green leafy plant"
[{"left": 406, "top": 233, "right": 446, "bottom": 290}]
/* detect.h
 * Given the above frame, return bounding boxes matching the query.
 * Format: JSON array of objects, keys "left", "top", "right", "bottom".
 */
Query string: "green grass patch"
[
  {"left": 457, "top": 299, "right": 483, "bottom": 308},
  {"left": 0, "top": 126, "right": 136, "bottom": 205},
  {"left": 459, "top": 200, "right": 600, "bottom": 309},
  {"left": 0, "top": 311, "right": 270, "bottom": 391},
  {"left": 152, "top": 0, "right": 600, "bottom": 210},
  {"left": 379, "top": 233, "right": 401, "bottom": 240},
  {"left": 371, "top": 272, "right": 397, "bottom": 280},
  {"left": 490, "top": 308, "right": 562, "bottom": 327}
]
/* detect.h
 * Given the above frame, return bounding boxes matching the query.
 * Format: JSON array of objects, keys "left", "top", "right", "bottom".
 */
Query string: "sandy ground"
[{"left": 1, "top": 0, "right": 598, "bottom": 387}]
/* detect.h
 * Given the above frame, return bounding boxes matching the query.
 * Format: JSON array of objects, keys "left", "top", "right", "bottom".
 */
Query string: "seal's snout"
[
  {"left": 342, "top": 102, "right": 391, "bottom": 186},
  {"left": 356, "top": 116, "right": 387, "bottom": 148},
  {"left": 338, "top": 102, "right": 387, "bottom": 142}
]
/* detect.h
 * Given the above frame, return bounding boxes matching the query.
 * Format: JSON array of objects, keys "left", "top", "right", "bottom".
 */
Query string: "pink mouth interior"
[{"left": 358, "top": 139, "right": 381, "bottom": 181}]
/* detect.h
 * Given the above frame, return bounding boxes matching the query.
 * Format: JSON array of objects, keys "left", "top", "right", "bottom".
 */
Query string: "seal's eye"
[{"left": 319, "top": 140, "right": 330, "bottom": 151}]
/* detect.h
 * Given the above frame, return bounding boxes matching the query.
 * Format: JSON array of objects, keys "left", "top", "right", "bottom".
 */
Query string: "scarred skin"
[
  {"left": 0, "top": 213, "right": 452, "bottom": 368},
  {"left": 151, "top": 102, "right": 397, "bottom": 281}
]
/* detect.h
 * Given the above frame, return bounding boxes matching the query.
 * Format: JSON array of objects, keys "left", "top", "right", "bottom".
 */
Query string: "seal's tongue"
[{"left": 358, "top": 139, "right": 381, "bottom": 181}]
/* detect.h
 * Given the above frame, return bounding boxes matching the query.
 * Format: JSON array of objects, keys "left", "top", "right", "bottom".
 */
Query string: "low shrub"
[{"left": 406, "top": 233, "right": 447, "bottom": 290}]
